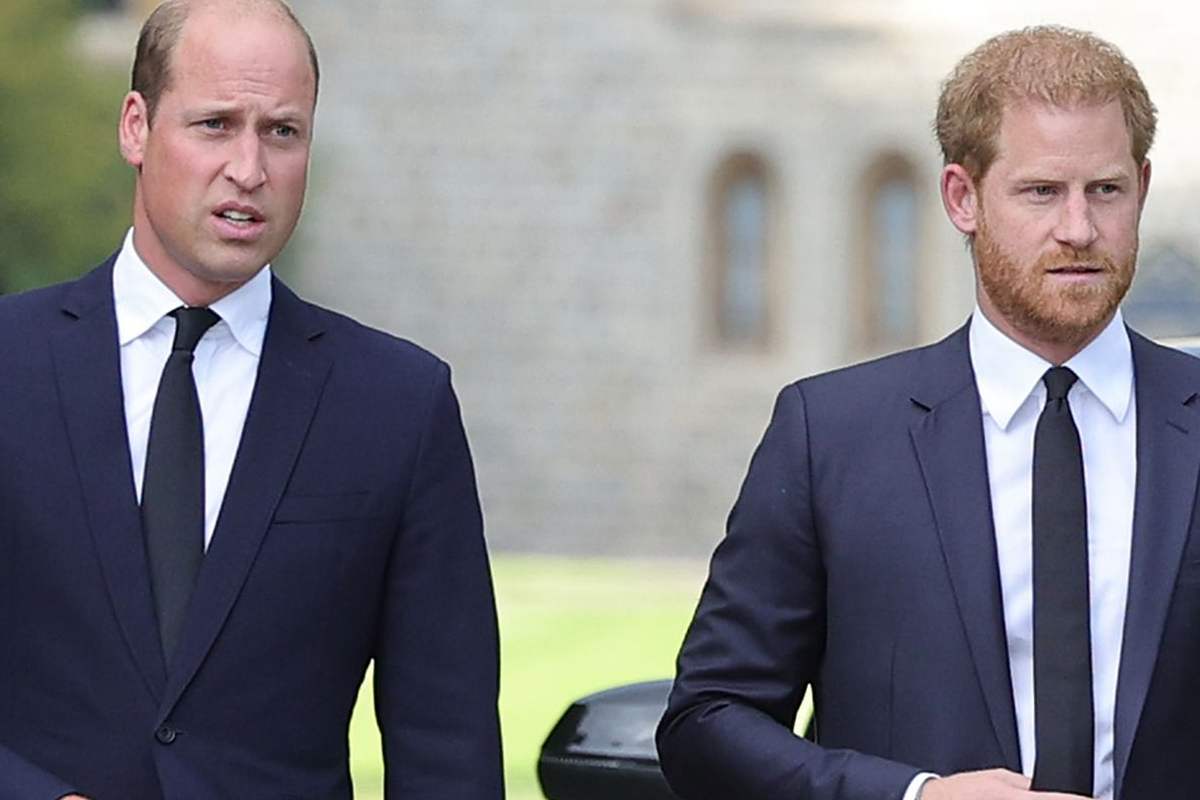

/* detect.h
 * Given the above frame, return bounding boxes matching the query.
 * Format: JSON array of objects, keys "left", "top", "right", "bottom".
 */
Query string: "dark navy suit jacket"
[
  {"left": 658, "top": 323, "right": 1200, "bottom": 800},
  {"left": 0, "top": 258, "right": 503, "bottom": 799}
]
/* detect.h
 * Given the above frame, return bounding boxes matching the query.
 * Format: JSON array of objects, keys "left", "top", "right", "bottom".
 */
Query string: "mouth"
[
  {"left": 213, "top": 204, "right": 264, "bottom": 227},
  {"left": 1046, "top": 264, "right": 1104, "bottom": 276},
  {"left": 211, "top": 203, "right": 267, "bottom": 241}
]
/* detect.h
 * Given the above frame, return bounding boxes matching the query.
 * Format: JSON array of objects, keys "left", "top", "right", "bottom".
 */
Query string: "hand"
[{"left": 921, "top": 769, "right": 1091, "bottom": 799}]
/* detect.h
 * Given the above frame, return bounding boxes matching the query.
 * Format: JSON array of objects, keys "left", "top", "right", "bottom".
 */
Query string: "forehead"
[
  {"left": 990, "top": 99, "right": 1135, "bottom": 176},
  {"left": 167, "top": 8, "right": 315, "bottom": 107}
]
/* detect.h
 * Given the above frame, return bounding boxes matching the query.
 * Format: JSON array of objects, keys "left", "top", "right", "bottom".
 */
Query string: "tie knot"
[
  {"left": 1042, "top": 366, "right": 1078, "bottom": 402},
  {"left": 170, "top": 307, "right": 220, "bottom": 353}
]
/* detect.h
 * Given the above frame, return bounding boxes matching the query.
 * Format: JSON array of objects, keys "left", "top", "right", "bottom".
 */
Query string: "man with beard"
[{"left": 659, "top": 25, "right": 1200, "bottom": 800}]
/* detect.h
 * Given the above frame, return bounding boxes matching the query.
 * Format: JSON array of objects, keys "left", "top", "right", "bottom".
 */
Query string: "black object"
[
  {"left": 142, "top": 306, "right": 220, "bottom": 661},
  {"left": 538, "top": 680, "right": 680, "bottom": 800},
  {"left": 1030, "top": 366, "right": 1094, "bottom": 794}
]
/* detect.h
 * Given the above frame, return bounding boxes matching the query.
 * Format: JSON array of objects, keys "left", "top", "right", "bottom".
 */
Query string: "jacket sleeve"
[
  {"left": 0, "top": 744, "right": 77, "bottom": 800},
  {"left": 372, "top": 362, "right": 504, "bottom": 799},
  {"left": 656, "top": 384, "right": 921, "bottom": 800}
]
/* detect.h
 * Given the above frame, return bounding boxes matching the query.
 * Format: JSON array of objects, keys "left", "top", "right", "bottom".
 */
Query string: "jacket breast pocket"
[{"left": 272, "top": 490, "right": 372, "bottom": 524}]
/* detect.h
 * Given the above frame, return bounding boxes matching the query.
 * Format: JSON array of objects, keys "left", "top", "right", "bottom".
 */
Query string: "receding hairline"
[
  {"left": 181, "top": 0, "right": 318, "bottom": 84},
  {"left": 184, "top": 0, "right": 306, "bottom": 29},
  {"left": 133, "top": 0, "right": 320, "bottom": 118}
]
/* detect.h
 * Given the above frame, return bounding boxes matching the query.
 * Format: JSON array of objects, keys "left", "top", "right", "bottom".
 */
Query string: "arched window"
[
  {"left": 856, "top": 154, "right": 921, "bottom": 354},
  {"left": 707, "top": 153, "right": 774, "bottom": 350}
]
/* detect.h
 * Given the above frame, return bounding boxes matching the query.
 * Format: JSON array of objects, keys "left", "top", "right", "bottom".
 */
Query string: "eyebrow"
[
  {"left": 184, "top": 106, "right": 310, "bottom": 129},
  {"left": 1009, "top": 170, "right": 1133, "bottom": 185},
  {"left": 263, "top": 112, "right": 309, "bottom": 126},
  {"left": 185, "top": 103, "right": 240, "bottom": 117}
]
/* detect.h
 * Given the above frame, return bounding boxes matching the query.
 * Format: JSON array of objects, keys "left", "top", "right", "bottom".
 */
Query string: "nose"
[
  {"left": 223, "top": 131, "right": 267, "bottom": 192},
  {"left": 1052, "top": 190, "right": 1098, "bottom": 250}
]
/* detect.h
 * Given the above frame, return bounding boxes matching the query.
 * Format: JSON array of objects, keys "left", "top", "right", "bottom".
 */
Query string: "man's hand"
[{"left": 922, "top": 769, "right": 1091, "bottom": 799}]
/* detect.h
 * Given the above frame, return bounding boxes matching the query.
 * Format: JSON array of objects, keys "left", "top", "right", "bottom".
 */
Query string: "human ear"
[
  {"left": 940, "top": 163, "right": 980, "bottom": 235},
  {"left": 118, "top": 91, "right": 150, "bottom": 170},
  {"left": 1137, "top": 158, "right": 1152, "bottom": 210}
]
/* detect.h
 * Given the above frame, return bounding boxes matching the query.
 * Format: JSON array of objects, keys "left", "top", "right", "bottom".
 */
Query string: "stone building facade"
[
  {"left": 84, "top": 1, "right": 1200, "bottom": 556},
  {"left": 287, "top": 1, "right": 975, "bottom": 556}
]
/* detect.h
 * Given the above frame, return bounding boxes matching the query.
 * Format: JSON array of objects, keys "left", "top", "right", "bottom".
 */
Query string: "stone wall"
[{"left": 285, "top": 1, "right": 982, "bottom": 555}]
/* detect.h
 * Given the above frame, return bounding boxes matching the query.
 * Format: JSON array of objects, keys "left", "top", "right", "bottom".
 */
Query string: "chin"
[
  {"left": 200, "top": 250, "right": 271, "bottom": 280},
  {"left": 1026, "top": 306, "right": 1119, "bottom": 346}
]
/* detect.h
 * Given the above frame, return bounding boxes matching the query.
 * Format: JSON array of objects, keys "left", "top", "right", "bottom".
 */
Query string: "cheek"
[
  {"left": 1097, "top": 208, "right": 1140, "bottom": 248},
  {"left": 150, "top": 135, "right": 194, "bottom": 177},
  {"left": 270, "top": 157, "right": 310, "bottom": 208},
  {"left": 987, "top": 219, "right": 1047, "bottom": 262},
  {"left": 149, "top": 143, "right": 218, "bottom": 210}
]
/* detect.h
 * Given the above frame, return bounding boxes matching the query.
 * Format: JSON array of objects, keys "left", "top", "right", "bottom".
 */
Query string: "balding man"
[{"left": 0, "top": 2, "right": 502, "bottom": 798}]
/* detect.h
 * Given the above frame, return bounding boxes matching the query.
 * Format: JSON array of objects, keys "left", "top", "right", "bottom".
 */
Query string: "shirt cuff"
[{"left": 902, "top": 772, "right": 940, "bottom": 800}]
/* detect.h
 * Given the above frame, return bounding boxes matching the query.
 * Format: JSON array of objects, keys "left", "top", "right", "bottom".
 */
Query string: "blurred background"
[{"left": 6, "top": 1, "right": 1200, "bottom": 797}]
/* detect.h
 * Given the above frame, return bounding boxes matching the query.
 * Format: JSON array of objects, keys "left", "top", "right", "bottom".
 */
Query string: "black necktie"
[
  {"left": 1030, "top": 366, "right": 1094, "bottom": 795},
  {"left": 141, "top": 306, "right": 220, "bottom": 662}
]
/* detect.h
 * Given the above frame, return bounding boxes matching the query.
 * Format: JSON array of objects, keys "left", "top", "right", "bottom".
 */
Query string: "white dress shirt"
[
  {"left": 970, "top": 308, "right": 1134, "bottom": 799},
  {"left": 113, "top": 229, "right": 271, "bottom": 548},
  {"left": 905, "top": 310, "right": 1134, "bottom": 800}
]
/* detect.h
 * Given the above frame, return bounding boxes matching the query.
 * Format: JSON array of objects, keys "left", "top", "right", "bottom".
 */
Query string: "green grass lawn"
[{"left": 347, "top": 553, "right": 707, "bottom": 800}]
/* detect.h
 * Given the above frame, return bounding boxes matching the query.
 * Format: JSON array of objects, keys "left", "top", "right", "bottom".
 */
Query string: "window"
[
  {"left": 707, "top": 153, "right": 774, "bottom": 350},
  {"left": 856, "top": 154, "right": 921, "bottom": 354}
]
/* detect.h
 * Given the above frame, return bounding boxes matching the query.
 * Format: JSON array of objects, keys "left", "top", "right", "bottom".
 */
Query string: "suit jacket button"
[{"left": 155, "top": 725, "right": 177, "bottom": 745}]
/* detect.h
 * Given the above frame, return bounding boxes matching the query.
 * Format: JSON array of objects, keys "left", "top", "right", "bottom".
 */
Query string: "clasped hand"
[{"left": 923, "top": 769, "right": 1092, "bottom": 799}]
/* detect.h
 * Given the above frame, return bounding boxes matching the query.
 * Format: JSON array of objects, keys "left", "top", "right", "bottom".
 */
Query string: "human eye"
[
  {"left": 1021, "top": 184, "right": 1058, "bottom": 203},
  {"left": 197, "top": 117, "right": 226, "bottom": 131},
  {"left": 265, "top": 121, "right": 306, "bottom": 144},
  {"left": 1090, "top": 182, "right": 1121, "bottom": 195}
]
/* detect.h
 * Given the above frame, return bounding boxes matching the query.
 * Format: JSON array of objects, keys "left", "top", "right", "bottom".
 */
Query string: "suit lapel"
[
  {"left": 1113, "top": 332, "right": 1200, "bottom": 796},
  {"left": 50, "top": 260, "right": 167, "bottom": 700},
  {"left": 908, "top": 324, "right": 1022, "bottom": 770},
  {"left": 159, "top": 280, "right": 331, "bottom": 715}
]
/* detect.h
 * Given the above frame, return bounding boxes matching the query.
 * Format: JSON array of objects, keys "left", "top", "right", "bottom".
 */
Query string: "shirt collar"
[
  {"left": 112, "top": 228, "right": 272, "bottom": 356},
  {"left": 969, "top": 306, "right": 1132, "bottom": 430}
]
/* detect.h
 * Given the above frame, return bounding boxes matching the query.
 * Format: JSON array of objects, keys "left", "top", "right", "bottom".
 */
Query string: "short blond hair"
[{"left": 935, "top": 25, "right": 1156, "bottom": 180}]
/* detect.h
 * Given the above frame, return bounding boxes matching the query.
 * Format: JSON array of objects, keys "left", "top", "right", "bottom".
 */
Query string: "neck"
[
  {"left": 129, "top": 224, "right": 251, "bottom": 308},
  {"left": 976, "top": 303, "right": 1113, "bottom": 366}
]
